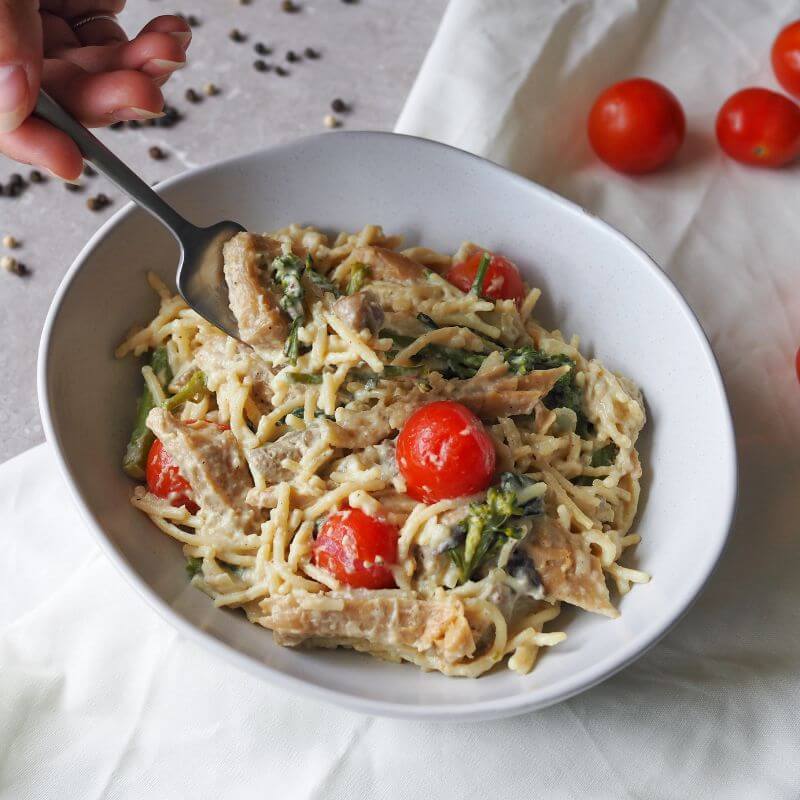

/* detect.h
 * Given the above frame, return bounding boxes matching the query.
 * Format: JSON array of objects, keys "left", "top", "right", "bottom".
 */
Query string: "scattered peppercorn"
[
  {"left": 148, "top": 145, "right": 167, "bottom": 160},
  {"left": 110, "top": 121, "right": 124, "bottom": 130},
  {"left": 324, "top": 114, "right": 340, "bottom": 128},
  {"left": 185, "top": 88, "right": 201, "bottom": 103},
  {"left": 128, "top": 119, "right": 141, "bottom": 129},
  {"left": 0, "top": 255, "right": 22, "bottom": 274},
  {"left": 304, "top": 47, "right": 320, "bottom": 59},
  {"left": 286, "top": 50, "right": 300, "bottom": 62},
  {"left": 65, "top": 182, "right": 83, "bottom": 192},
  {"left": 87, "top": 193, "right": 111, "bottom": 211},
  {"left": 29, "top": 170, "right": 44, "bottom": 183},
  {"left": 239, "top": 0, "right": 251, "bottom": 4},
  {"left": 5, "top": 183, "right": 20, "bottom": 197},
  {"left": 186, "top": 14, "right": 200, "bottom": 26},
  {"left": 254, "top": 42, "right": 271, "bottom": 55},
  {"left": 254, "top": 59, "right": 270, "bottom": 72},
  {"left": 3, "top": 235, "right": 19, "bottom": 249},
  {"left": 0, "top": 185, "right": 5, "bottom": 197},
  {"left": 275, "top": 65, "right": 289, "bottom": 76},
  {"left": 83, "top": 164, "right": 97, "bottom": 178},
  {"left": 281, "top": 0, "right": 299, "bottom": 11},
  {"left": 229, "top": 28, "right": 246, "bottom": 42},
  {"left": 331, "top": 98, "right": 348, "bottom": 113},
  {"left": 341, "top": 0, "right": 358, "bottom": 4},
  {"left": 156, "top": 105, "right": 182, "bottom": 128},
  {"left": 9, "top": 173, "right": 23, "bottom": 188},
  {"left": 203, "top": 82, "right": 220, "bottom": 96}
]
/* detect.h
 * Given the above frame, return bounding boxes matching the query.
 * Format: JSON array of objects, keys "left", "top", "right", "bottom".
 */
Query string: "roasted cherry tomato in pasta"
[
  {"left": 716, "top": 88, "right": 800, "bottom": 167},
  {"left": 445, "top": 251, "right": 526, "bottom": 306},
  {"left": 313, "top": 508, "right": 399, "bottom": 589},
  {"left": 146, "top": 438, "right": 198, "bottom": 513},
  {"left": 397, "top": 401, "right": 496, "bottom": 503},
  {"left": 772, "top": 20, "right": 800, "bottom": 98},
  {"left": 587, "top": 78, "right": 685, "bottom": 174},
  {"left": 145, "top": 420, "right": 229, "bottom": 514}
]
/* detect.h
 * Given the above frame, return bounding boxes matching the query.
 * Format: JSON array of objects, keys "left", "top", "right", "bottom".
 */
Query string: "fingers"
[
  {"left": 72, "top": 16, "right": 127, "bottom": 46},
  {"left": 139, "top": 14, "right": 192, "bottom": 49},
  {"left": 42, "top": 58, "right": 164, "bottom": 125},
  {"left": 39, "top": 0, "right": 126, "bottom": 16},
  {"left": 0, "top": 0, "right": 43, "bottom": 133},
  {"left": 54, "top": 31, "right": 188, "bottom": 80},
  {"left": 0, "top": 116, "right": 83, "bottom": 180}
]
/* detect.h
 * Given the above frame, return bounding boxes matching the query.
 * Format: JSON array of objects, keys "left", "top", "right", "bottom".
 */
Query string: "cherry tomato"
[
  {"left": 146, "top": 438, "right": 198, "bottom": 513},
  {"left": 716, "top": 88, "right": 800, "bottom": 167},
  {"left": 396, "top": 401, "right": 496, "bottom": 504},
  {"left": 445, "top": 251, "right": 526, "bottom": 306},
  {"left": 313, "top": 508, "right": 398, "bottom": 589},
  {"left": 145, "top": 420, "right": 229, "bottom": 514},
  {"left": 587, "top": 78, "right": 685, "bottom": 174},
  {"left": 772, "top": 20, "right": 800, "bottom": 98}
]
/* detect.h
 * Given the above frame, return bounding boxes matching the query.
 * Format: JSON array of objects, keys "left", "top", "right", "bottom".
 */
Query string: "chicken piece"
[
  {"left": 347, "top": 245, "right": 425, "bottom": 284},
  {"left": 261, "top": 591, "right": 476, "bottom": 665},
  {"left": 333, "top": 363, "right": 569, "bottom": 449},
  {"left": 223, "top": 232, "right": 288, "bottom": 347},
  {"left": 332, "top": 291, "right": 385, "bottom": 334},
  {"left": 522, "top": 516, "right": 617, "bottom": 617},
  {"left": 146, "top": 408, "right": 262, "bottom": 532},
  {"left": 246, "top": 423, "right": 337, "bottom": 485},
  {"left": 437, "top": 362, "right": 569, "bottom": 417},
  {"left": 191, "top": 334, "right": 278, "bottom": 411}
]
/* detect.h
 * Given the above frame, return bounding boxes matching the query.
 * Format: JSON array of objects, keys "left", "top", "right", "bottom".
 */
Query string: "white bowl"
[{"left": 38, "top": 132, "right": 737, "bottom": 721}]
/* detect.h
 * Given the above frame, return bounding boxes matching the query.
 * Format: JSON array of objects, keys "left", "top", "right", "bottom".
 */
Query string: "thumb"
[{"left": 0, "top": 0, "right": 42, "bottom": 134}]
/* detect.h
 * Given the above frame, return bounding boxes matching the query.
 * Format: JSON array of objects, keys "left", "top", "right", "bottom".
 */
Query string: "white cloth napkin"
[{"left": 3, "top": 1, "right": 800, "bottom": 797}]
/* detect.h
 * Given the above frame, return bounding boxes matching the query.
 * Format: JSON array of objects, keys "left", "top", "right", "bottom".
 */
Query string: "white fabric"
[{"left": 3, "top": 1, "right": 800, "bottom": 796}]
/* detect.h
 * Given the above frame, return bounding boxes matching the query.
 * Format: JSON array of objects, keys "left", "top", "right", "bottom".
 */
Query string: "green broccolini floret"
[
  {"left": 162, "top": 371, "right": 206, "bottom": 412},
  {"left": 470, "top": 252, "right": 492, "bottom": 297},
  {"left": 186, "top": 557, "right": 203, "bottom": 578},
  {"left": 122, "top": 347, "right": 172, "bottom": 479},
  {"left": 346, "top": 262, "right": 370, "bottom": 295},
  {"left": 503, "top": 345, "right": 572, "bottom": 375},
  {"left": 445, "top": 472, "right": 545, "bottom": 584},
  {"left": 591, "top": 442, "right": 619, "bottom": 468},
  {"left": 305, "top": 254, "right": 341, "bottom": 297},
  {"left": 272, "top": 253, "right": 306, "bottom": 364}
]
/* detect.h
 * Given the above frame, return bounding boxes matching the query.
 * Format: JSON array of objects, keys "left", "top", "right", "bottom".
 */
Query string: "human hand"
[{"left": 0, "top": 1, "right": 191, "bottom": 181}]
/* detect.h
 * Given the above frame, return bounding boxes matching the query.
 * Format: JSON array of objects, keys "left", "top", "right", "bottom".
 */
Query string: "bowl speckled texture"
[{"left": 38, "top": 132, "right": 737, "bottom": 721}]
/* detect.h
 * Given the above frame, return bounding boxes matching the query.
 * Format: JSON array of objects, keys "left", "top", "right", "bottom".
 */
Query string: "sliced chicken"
[
  {"left": 246, "top": 423, "right": 334, "bottom": 485},
  {"left": 261, "top": 591, "right": 476, "bottom": 664},
  {"left": 333, "top": 363, "right": 568, "bottom": 449},
  {"left": 223, "top": 232, "right": 288, "bottom": 348},
  {"left": 346, "top": 245, "right": 425, "bottom": 284},
  {"left": 332, "top": 291, "right": 385, "bottom": 333},
  {"left": 522, "top": 516, "right": 617, "bottom": 617},
  {"left": 147, "top": 408, "right": 261, "bottom": 532}
]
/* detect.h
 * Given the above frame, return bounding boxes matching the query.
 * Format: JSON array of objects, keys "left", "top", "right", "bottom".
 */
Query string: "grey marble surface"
[{"left": 0, "top": 0, "right": 445, "bottom": 464}]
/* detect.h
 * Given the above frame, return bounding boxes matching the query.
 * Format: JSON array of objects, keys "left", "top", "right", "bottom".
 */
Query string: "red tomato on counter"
[
  {"left": 445, "top": 251, "right": 526, "bottom": 306},
  {"left": 587, "top": 78, "right": 685, "bottom": 173},
  {"left": 772, "top": 20, "right": 800, "bottom": 98},
  {"left": 313, "top": 508, "right": 398, "bottom": 589},
  {"left": 716, "top": 88, "right": 800, "bottom": 167},
  {"left": 145, "top": 420, "right": 229, "bottom": 513},
  {"left": 396, "top": 401, "right": 496, "bottom": 504}
]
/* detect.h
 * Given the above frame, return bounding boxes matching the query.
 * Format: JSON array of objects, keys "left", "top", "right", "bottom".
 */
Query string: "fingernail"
[
  {"left": 169, "top": 31, "right": 192, "bottom": 49},
  {"left": 113, "top": 107, "right": 165, "bottom": 121},
  {"left": 148, "top": 58, "right": 186, "bottom": 73},
  {"left": 0, "top": 65, "right": 29, "bottom": 133}
]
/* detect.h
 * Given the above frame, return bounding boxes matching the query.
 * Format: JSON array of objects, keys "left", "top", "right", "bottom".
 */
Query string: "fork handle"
[{"left": 34, "top": 91, "right": 196, "bottom": 243}]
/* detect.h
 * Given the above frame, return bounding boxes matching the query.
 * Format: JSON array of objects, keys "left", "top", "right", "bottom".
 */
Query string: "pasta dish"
[{"left": 116, "top": 224, "right": 648, "bottom": 677}]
